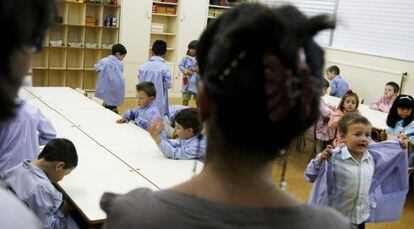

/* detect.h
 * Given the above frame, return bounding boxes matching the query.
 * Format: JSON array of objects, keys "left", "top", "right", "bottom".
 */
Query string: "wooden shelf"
[
  {"left": 84, "top": 68, "right": 95, "bottom": 71},
  {"left": 67, "top": 67, "right": 83, "bottom": 70},
  {"left": 153, "top": 1, "right": 178, "bottom": 6},
  {"left": 49, "top": 67, "right": 66, "bottom": 70},
  {"left": 150, "top": 32, "right": 176, "bottom": 36},
  {"left": 152, "top": 13, "right": 177, "bottom": 17},
  {"left": 209, "top": 5, "right": 232, "bottom": 9},
  {"left": 32, "top": 67, "right": 48, "bottom": 70}
]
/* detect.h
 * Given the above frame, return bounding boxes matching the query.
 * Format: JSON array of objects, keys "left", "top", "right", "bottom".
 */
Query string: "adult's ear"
[{"left": 198, "top": 82, "right": 211, "bottom": 122}]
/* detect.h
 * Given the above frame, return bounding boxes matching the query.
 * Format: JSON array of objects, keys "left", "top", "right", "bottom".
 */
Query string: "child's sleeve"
[
  {"left": 162, "top": 67, "right": 172, "bottom": 90},
  {"left": 329, "top": 78, "right": 338, "bottom": 96},
  {"left": 94, "top": 59, "right": 105, "bottom": 72},
  {"left": 378, "top": 102, "right": 391, "bottom": 113},
  {"left": 320, "top": 101, "right": 333, "bottom": 118},
  {"left": 304, "top": 153, "right": 325, "bottom": 183},
  {"left": 328, "top": 112, "right": 341, "bottom": 128},
  {"left": 370, "top": 97, "right": 381, "bottom": 111},
  {"left": 178, "top": 58, "right": 186, "bottom": 74},
  {"left": 123, "top": 109, "right": 136, "bottom": 121},
  {"left": 157, "top": 138, "right": 205, "bottom": 160},
  {"left": 36, "top": 109, "right": 57, "bottom": 146}
]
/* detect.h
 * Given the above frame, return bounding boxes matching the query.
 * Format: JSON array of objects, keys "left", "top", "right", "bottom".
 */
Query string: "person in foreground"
[{"left": 100, "top": 4, "right": 351, "bottom": 228}]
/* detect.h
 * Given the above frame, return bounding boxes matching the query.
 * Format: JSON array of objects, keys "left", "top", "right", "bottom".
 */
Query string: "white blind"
[
  {"left": 266, "top": 0, "right": 337, "bottom": 47},
  {"left": 332, "top": 0, "right": 414, "bottom": 61}
]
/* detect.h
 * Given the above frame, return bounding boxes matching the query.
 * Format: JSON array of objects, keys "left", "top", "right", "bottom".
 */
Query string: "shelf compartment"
[
  {"left": 67, "top": 48, "right": 84, "bottom": 69},
  {"left": 84, "top": 49, "right": 101, "bottom": 69},
  {"left": 66, "top": 70, "right": 83, "bottom": 89},
  {"left": 101, "top": 29, "right": 119, "bottom": 48},
  {"left": 67, "top": 26, "right": 85, "bottom": 47},
  {"left": 83, "top": 70, "right": 99, "bottom": 90},
  {"left": 33, "top": 47, "right": 49, "bottom": 68},
  {"left": 49, "top": 47, "right": 67, "bottom": 68},
  {"left": 32, "top": 69, "right": 48, "bottom": 87},
  {"left": 68, "top": 3, "right": 86, "bottom": 26},
  {"left": 86, "top": 3, "right": 103, "bottom": 26},
  {"left": 48, "top": 70, "right": 67, "bottom": 87}
]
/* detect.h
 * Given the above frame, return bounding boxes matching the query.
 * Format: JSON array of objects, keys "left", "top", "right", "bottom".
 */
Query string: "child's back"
[
  {"left": 0, "top": 98, "right": 56, "bottom": 173},
  {"left": 326, "top": 66, "right": 349, "bottom": 98},
  {"left": 124, "top": 102, "right": 161, "bottom": 130}
]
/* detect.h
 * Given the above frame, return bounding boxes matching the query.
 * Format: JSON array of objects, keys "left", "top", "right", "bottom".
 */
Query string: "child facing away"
[
  {"left": 179, "top": 40, "right": 200, "bottom": 107},
  {"left": 370, "top": 81, "right": 399, "bottom": 113},
  {"left": 326, "top": 65, "right": 349, "bottom": 98},
  {"left": 116, "top": 82, "right": 163, "bottom": 133},
  {"left": 1, "top": 138, "right": 79, "bottom": 229},
  {"left": 149, "top": 108, "right": 206, "bottom": 160},
  {"left": 94, "top": 43, "right": 127, "bottom": 114},
  {"left": 0, "top": 97, "right": 56, "bottom": 173},
  {"left": 138, "top": 40, "right": 172, "bottom": 116},
  {"left": 380, "top": 94, "right": 414, "bottom": 166},
  {"left": 314, "top": 78, "right": 336, "bottom": 151},
  {"left": 305, "top": 113, "right": 409, "bottom": 228},
  {"left": 329, "top": 90, "right": 359, "bottom": 146}
]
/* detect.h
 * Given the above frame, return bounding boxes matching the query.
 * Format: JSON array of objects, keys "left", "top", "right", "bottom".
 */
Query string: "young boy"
[
  {"left": 149, "top": 108, "right": 206, "bottom": 160},
  {"left": 1, "top": 138, "right": 79, "bottom": 229},
  {"left": 116, "top": 82, "right": 162, "bottom": 132},
  {"left": 94, "top": 43, "right": 127, "bottom": 114},
  {"left": 0, "top": 97, "right": 56, "bottom": 173},
  {"left": 138, "top": 40, "right": 172, "bottom": 116},
  {"left": 305, "top": 113, "right": 409, "bottom": 228},
  {"left": 370, "top": 81, "right": 399, "bottom": 113},
  {"left": 326, "top": 65, "right": 349, "bottom": 98}
]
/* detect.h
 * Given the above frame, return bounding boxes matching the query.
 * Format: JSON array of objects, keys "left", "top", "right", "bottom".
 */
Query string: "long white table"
[
  {"left": 20, "top": 87, "right": 204, "bottom": 224},
  {"left": 323, "top": 95, "right": 388, "bottom": 130}
]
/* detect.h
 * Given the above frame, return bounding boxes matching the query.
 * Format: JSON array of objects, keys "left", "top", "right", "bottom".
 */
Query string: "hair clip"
[
  {"left": 399, "top": 95, "right": 413, "bottom": 101},
  {"left": 347, "top": 89, "right": 353, "bottom": 93},
  {"left": 218, "top": 51, "right": 246, "bottom": 81}
]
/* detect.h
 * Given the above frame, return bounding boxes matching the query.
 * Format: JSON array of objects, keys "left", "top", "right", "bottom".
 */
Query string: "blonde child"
[
  {"left": 329, "top": 90, "right": 359, "bottom": 146},
  {"left": 305, "top": 113, "right": 409, "bottom": 228},
  {"left": 178, "top": 40, "right": 199, "bottom": 106},
  {"left": 370, "top": 81, "right": 399, "bottom": 113}
]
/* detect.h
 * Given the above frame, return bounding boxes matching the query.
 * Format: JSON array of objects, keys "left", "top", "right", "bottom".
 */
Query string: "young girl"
[
  {"left": 314, "top": 78, "right": 336, "bottom": 151},
  {"left": 381, "top": 94, "right": 414, "bottom": 166},
  {"left": 178, "top": 40, "right": 199, "bottom": 106},
  {"left": 329, "top": 90, "right": 359, "bottom": 146},
  {"left": 369, "top": 81, "right": 399, "bottom": 113}
]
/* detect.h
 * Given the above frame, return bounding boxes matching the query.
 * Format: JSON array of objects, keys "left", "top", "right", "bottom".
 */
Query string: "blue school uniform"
[
  {"left": 138, "top": 56, "right": 172, "bottom": 116},
  {"left": 164, "top": 105, "right": 188, "bottom": 126},
  {"left": 178, "top": 55, "right": 199, "bottom": 94},
  {"left": 0, "top": 98, "right": 56, "bottom": 173},
  {"left": 94, "top": 55, "right": 125, "bottom": 106},
  {"left": 329, "top": 75, "right": 349, "bottom": 98},
  {"left": 123, "top": 102, "right": 161, "bottom": 131},
  {"left": 386, "top": 119, "right": 414, "bottom": 165},
  {"left": 157, "top": 135, "right": 206, "bottom": 160},
  {"left": 305, "top": 140, "right": 409, "bottom": 223},
  {"left": 2, "top": 161, "right": 78, "bottom": 229}
]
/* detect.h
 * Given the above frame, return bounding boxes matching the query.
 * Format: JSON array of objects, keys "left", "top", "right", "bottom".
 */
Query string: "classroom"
[{"left": 0, "top": 0, "right": 413, "bottom": 228}]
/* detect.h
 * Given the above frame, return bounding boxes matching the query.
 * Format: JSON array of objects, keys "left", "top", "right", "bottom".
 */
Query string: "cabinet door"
[{"left": 120, "top": 0, "right": 152, "bottom": 62}]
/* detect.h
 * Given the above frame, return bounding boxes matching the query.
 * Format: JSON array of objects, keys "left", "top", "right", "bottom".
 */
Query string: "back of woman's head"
[
  {"left": 197, "top": 4, "right": 334, "bottom": 159},
  {"left": 387, "top": 94, "right": 414, "bottom": 128},
  {"left": 338, "top": 90, "right": 359, "bottom": 111},
  {"left": 0, "top": 0, "right": 56, "bottom": 122}
]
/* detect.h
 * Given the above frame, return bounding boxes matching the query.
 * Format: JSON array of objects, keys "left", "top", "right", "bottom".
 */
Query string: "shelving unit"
[
  {"left": 150, "top": 0, "right": 179, "bottom": 62},
  {"left": 31, "top": 0, "right": 121, "bottom": 90},
  {"left": 207, "top": 1, "right": 247, "bottom": 25}
]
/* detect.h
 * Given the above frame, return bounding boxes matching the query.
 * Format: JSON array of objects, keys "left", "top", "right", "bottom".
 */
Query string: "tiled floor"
[{"left": 120, "top": 97, "right": 414, "bottom": 229}]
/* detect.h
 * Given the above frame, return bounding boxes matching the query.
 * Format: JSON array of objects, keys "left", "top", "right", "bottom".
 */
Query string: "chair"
[{"left": 75, "top": 88, "right": 87, "bottom": 96}]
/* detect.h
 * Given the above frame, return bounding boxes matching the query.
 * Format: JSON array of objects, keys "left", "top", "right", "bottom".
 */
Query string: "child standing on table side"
[
  {"left": 370, "top": 81, "right": 399, "bottom": 113},
  {"left": 179, "top": 40, "right": 200, "bottom": 107},
  {"left": 326, "top": 65, "right": 349, "bottom": 98},
  {"left": 1, "top": 138, "right": 79, "bottom": 229},
  {"left": 94, "top": 43, "right": 127, "bottom": 114},
  {"left": 149, "top": 108, "right": 206, "bottom": 160},
  {"left": 116, "top": 82, "right": 162, "bottom": 132},
  {"left": 305, "top": 113, "right": 409, "bottom": 228},
  {"left": 138, "top": 40, "right": 172, "bottom": 116}
]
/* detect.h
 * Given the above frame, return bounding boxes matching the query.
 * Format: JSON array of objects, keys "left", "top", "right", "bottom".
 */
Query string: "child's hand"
[
  {"left": 116, "top": 118, "right": 129, "bottom": 124},
  {"left": 317, "top": 145, "right": 333, "bottom": 166},
  {"left": 188, "top": 70, "right": 193, "bottom": 76},
  {"left": 149, "top": 117, "right": 164, "bottom": 143},
  {"left": 329, "top": 105, "right": 336, "bottom": 111},
  {"left": 379, "top": 130, "right": 387, "bottom": 141},
  {"left": 398, "top": 135, "right": 411, "bottom": 149}
]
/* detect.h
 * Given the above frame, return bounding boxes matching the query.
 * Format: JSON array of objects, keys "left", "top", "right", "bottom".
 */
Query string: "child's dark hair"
[
  {"left": 186, "top": 40, "right": 198, "bottom": 55},
  {"left": 338, "top": 113, "right": 371, "bottom": 134},
  {"left": 112, "top": 43, "right": 127, "bottom": 56},
  {"left": 323, "top": 78, "right": 330, "bottom": 88},
  {"left": 386, "top": 81, "right": 399, "bottom": 94},
  {"left": 38, "top": 138, "right": 78, "bottom": 169},
  {"left": 386, "top": 94, "right": 414, "bottom": 128},
  {"left": 197, "top": 4, "right": 334, "bottom": 159},
  {"left": 326, "top": 65, "right": 340, "bottom": 75},
  {"left": 136, "top": 82, "right": 156, "bottom": 98},
  {"left": 0, "top": 0, "right": 56, "bottom": 122},
  {"left": 152, "top": 40, "right": 167, "bottom": 56},
  {"left": 337, "top": 90, "right": 359, "bottom": 111},
  {"left": 174, "top": 108, "right": 202, "bottom": 135}
]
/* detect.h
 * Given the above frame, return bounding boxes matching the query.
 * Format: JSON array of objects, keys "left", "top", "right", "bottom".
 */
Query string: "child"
[
  {"left": 179, "top": 40, "right": 199, "bottom": 106},
  {"left": 149, "top": 108, "right": 206, "bottom": 160},
  {"left": 370, "top": 81, "right": 399, "bottom": 113},
  {"left": 116, "top": 82, "right": 162, "bottom": 132},
  {"left": 94, "top": 43, "right": 127, "bottom": 114},
  {"left": 381, "top": 94, "right": 414, "bottom": 166},
  {"left": 138, "top": 40, "right": 172, "bottom": 116},
  {"left": 164, "top": 104, "right": 188, "bottom": 138},
  {"left": 329, "top": 90, "right": 359, "bottom": 146},
  {"left": 305, "top": 113, "right": 409, "bottom": 228},
  {"left": 326, "top": 65, "right": 349, "bottom": 98},
  {"left": 1, "top": 138, "right": 79, "bottom": 229},
  {"left": 0, "top": 97, "right": 56, "bottom": 173},
  {"left": 314, "top": 78, "right": 336, "bottom": 151}
]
